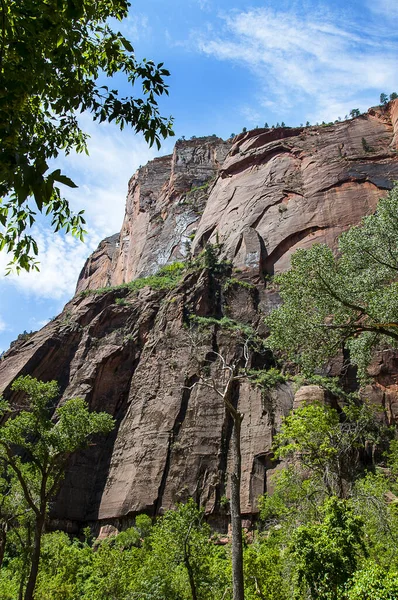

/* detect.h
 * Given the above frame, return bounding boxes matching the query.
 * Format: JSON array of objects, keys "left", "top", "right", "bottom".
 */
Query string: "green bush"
[
  {"left": 223, "top": 278, "right": 256, "bottom": 292},
  {"left": 346, "top": 563, "right": 398, "bottom": 599},
  {"left": 248, "top": 367, "right": 286, "bottom": 391},
  {"left": 81, "top": 262, "right": 186, "bottom": 298}
]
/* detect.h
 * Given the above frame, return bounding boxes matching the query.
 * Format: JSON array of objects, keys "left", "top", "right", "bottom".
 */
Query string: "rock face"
[
  {"left": 194, "top": 107, "right": 398, "bottom": 275},
  {"left": 76, "top": 137, "right": 232, "bottom": 293},
  {"left": 1, "top": 104, "right": 398, "bottom": 531},
  {"left": 78, "top": 103, "right": 398, "bottom": 292},
  {"left": 1, "top": 270, "right": 292, "bottom": 529}
]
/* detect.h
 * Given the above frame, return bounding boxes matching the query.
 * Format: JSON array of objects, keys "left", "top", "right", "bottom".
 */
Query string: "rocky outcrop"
[
  {"left": 2, "top": 105, "right": 398, "bottom": 531},
  {"left": 0, "top": 268, "right": 293, "bottom": 529},
  {"left": 194, "top": 106, "right": 398, "bottom": 275},
  {"left": 76, "top": 137, "right": 232, "bottom": 293},
  {"left": 77, "top": 234, "right": 120, "bottom": 292}
]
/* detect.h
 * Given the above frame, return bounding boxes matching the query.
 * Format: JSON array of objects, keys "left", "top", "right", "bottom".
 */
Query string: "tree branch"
[
  {"left": 0, "top": 448, "right": 39, "bottom": 516},
  {"left": 319, "top": 322, "right": 398, "bottom": 341},
  {"left": 316, "top": 270, "right": 366, "bottom": 315}
]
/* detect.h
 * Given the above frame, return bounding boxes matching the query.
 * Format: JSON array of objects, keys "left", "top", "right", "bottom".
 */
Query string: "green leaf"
[
  {"left": 120, "top": 37, "right": 134, "bottom": 52},
  {"left": 0, "top": 0, "right": 173, "bottom": 272},
  {"left": 52, "top": 173, "right": 78, "bottom": 188}
]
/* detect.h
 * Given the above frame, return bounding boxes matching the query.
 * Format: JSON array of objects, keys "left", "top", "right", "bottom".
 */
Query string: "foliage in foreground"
[
  {"left": 0, "top": 0, "right": 174, "bottom": 272},
  {"left": 273, "top": 402, "right": 384, "bottom": 498},
  {"left": 0, "top": 376, "right": 115, "bottom": 600},
  {"left": 257, "top": 399, "right": 398, "bottom": 600}
]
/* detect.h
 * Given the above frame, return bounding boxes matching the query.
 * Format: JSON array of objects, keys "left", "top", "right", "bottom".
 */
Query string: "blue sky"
[{"left": 1, "top": 0, "right": 398, "bottom": 353}]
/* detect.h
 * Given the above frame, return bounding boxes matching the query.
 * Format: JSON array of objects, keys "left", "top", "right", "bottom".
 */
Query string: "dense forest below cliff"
[
  {"left": 3, "top": 0, "right": 398, "bottom": 597},
  {"left": 1, "top": 392, "right": 398, "bottom": 600}
]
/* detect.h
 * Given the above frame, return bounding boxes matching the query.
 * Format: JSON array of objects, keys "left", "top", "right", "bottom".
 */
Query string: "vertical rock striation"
[{"left": 76, "top": 137, "right": 232, "bottom": 293}]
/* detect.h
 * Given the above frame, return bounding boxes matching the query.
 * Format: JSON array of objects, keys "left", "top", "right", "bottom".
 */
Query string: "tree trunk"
[
  {"left": 185, "top": 554, "right": 198, "bottom": 600},
  {"left": 18, "top": 572, "right": 25, "bottom": 600},
  {"left": 24, "top": 512, "right": 45, "bottom": 600},
  {"left": 18, "top": 516, "right": 32, "bottom": 600},
  {"left": 0, "top": 523, "right": 7, "bottom": 569},
  {"left": 230, "top": 415, "right": 244, "bottom": 600},
  {"left": 183, "top": 524, "right": 198, "bottom": 600}
]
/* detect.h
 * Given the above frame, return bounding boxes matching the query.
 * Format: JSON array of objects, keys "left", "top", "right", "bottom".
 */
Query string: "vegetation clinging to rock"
[{"left": 266, "top": 184, "right": 398, "bottom": 381}]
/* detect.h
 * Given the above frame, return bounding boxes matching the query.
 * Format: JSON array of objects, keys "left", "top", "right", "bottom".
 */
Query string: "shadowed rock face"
[
  {"left": 1, "top": 105, "right": 398, "bottom": 531},
  {"left": 1, "top": 270, "right": 291, "bottom": 529}
]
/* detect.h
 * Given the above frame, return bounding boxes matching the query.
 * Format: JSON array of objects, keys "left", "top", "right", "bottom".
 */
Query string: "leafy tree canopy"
[
  {"left": 0, "top": 0, "right": 174, "bottom": 272},
  {"left": 133, "top": 499, "right": 227, "bottom": 600},
  {"left": 0, "top": 376, "right": 115, "bottom": 600},
  {"left": 271, "top": 402, "right": 384, "bottom": 502},
  {"left": 244, "top": 532, "right": 287, "bottom": 600},
  {"left": 266, "top": 184, "right": 398, "bottom": 381},
  {"left": 289, "top": 497, "right": 365, "bottom": 600},
  {"left": 0, "top": 376, "right": 115, "bottom": 519},
  {"left": 346, "top": 563, "right": 398, "bottom": 600}
]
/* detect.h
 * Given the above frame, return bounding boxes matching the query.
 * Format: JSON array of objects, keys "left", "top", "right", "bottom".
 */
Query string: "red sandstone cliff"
[
  {"left": 76, "top": 136, "right": 232, "bottom": 293},
  {"left": 78, "top": 103, "right": 398, "bottom": 292},
  {"left": 1, "top": 104, "right": 398, "bottom": 531}
]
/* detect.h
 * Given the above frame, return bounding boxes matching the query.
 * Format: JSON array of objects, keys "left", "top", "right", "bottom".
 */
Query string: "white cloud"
[
  {"left": 367, "top": 0, "right": 398, "bottom": 18},
  {"left": 57, "top": 115, "right": 164, "bottom": 235},
  {"left": 31, "top": 318, "right": 52, "bottom": 329},
  {"left": 0, "top": 227, "right": 101, "bottom": 299},
  {"left": 0, "top": 316, "right": 7, "bottom": 333},
  {"left": 119, "top": 13, "right": 151, "bottom": 42},
  {"left": 240, "top": 106, "right": 262, "bottom": 126},
  {"left": 0, "top": 317, "right": 10, "bottom": 354},
  {"left": 0, "top": 117, "right": 174, "bottom": 300},
  {"left": 196, "top": 0, "right": 211, "bottom": 10},
  {"left": 194, "top": 6, "right": 398, "bottom": 124}
]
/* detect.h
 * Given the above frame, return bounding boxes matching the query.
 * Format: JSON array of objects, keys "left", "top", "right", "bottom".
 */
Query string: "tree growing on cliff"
[
  {"left": 0, "top": 376, "right": 115, "bottom": 600},
  {"left": 187, "top": 313, "right": 269, "bottom": 600},
  {"left": 0, "top": 0, "right": 174, "bottom": 272},
  {"left": 380, "top": 92, "right": 398, "bottom": 105},
  {"left": 266, "top": 184, "right": 398, "bottom": 381},
  {"left": 189, "top": 347, "right": 246, "bottom": 600},
  {"left": 273, "top": 402, "right": 382, "bottom": 500}
]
